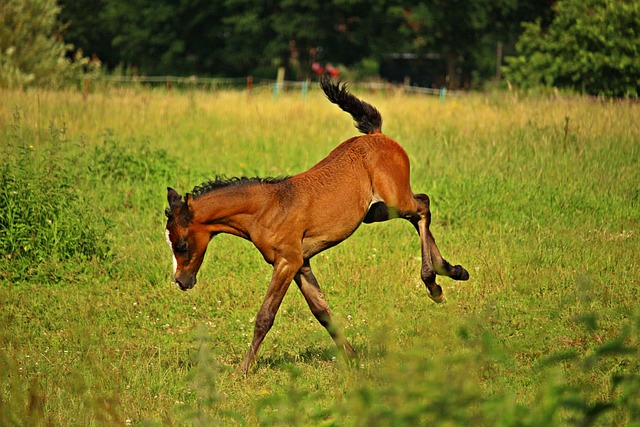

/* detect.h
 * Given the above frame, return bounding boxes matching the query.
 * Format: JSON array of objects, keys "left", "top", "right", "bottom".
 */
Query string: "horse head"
[{"left": 165, "top": 187, "right": 209, "bottom": 290}]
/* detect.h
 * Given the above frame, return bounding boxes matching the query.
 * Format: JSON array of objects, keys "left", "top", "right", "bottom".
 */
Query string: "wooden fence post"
[
  {"left": 83, "top": 76, "right": 90, "bottom": 102},
  {"left": 247, "top": 76, "right": 253, "bottom": 96},
  {"left": 273, "top": 67, "right": 285, "bottom": 98}
]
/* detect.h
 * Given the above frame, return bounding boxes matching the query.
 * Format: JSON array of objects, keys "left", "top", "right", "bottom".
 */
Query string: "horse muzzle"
[{"left": 174, "top": 272, "right": 197, "bottom": 291}]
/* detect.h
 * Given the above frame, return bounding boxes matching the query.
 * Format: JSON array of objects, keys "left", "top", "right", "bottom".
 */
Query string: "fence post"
[
  {"left": 273, "top": 67, "right": 285, "bottom": 98},
  {"left": 247, "top": 76, "right": 253, "bottom": 96},
  {"left": 83, "top": 76, "right": 90, "bottom": 102},
  {"left": 496, "top": 41, "right": 503, "bottom": 81}
]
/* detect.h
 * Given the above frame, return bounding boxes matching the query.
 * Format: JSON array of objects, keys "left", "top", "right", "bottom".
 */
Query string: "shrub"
[
  {"left": 503, "top": 0, "right": 640, "bottom": 97},
  {"left": 89, "top": 131, "right": 175, "bottom": 184},
  {"left": 0, "top": 0, "right": 99, "bottom": 89},
  {"left": 0, "top": 109, "right": 111, "bottom": 281}
]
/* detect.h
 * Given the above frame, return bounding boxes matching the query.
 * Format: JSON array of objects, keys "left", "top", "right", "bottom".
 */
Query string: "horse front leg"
[
  {"left": 294, "top": 260, "right": 356, "bottom": 361},
  {"left": 240, "top": 256, "right": 302, "bottom": 375}
]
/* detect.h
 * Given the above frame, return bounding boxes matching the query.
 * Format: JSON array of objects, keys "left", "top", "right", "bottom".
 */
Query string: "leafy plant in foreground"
[{"left": 0, "top": 109, "right": 111, "bottom": 282}]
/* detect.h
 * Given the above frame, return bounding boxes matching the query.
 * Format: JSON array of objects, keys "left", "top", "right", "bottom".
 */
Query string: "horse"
[{"left": 165, "top": 75, "right": 469, "bottom": 374}]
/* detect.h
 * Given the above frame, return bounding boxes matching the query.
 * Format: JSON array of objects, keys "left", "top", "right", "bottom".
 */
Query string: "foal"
[{"left": 165, "top": 76, "right": 469, "bottom": 374}]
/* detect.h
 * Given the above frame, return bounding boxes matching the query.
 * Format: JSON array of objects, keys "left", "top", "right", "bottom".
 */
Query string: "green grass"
[{"left": 1, "top": 86, "right": 639, "bottom": 426}]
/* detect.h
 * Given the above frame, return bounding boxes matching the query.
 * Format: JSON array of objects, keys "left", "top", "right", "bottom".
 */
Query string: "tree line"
[
  {"left": 1, "top": 0, "right": 638, "bottom": 96},
  {"left": 58, "top": 0, "right": 555, "bottom": 86}
]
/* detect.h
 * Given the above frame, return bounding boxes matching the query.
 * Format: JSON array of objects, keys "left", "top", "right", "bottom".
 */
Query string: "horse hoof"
[
  {"left": 429, "top": 292, "right": 445, "bottom": 304},
  {"left": 454, "top": 265, "right": 469, "bottom": 281}
]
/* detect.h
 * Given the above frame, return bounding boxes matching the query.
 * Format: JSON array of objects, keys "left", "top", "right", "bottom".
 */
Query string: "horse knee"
[
  {"left": 408, "top": 193, "right": 430, "bottom": 221},
  {"left": 312, "top": 309, "right": 332, "bottom": 328},
  {"left": 254, "top": 313, "right": 276, "bottom": 336}
]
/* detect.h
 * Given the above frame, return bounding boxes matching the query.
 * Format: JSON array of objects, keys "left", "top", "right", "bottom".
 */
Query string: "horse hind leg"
[
  {"left": 294, "top": 261, "right": 356, "bottom": 361},
  {"left": 412, "top": 193, "right": 469, "bottom": 303},
  {"left": 363, "top": 192, "right": 444, "bottom": 301},
  {"left": 366, "top": 193, "right": 446, "bottom": 302},
  {"left": 363, "top": 186, "right": 468, "bottom": 302},
  {"left": 427, "top": 228, "right": 469, "bottom": 281},
  {"left": 411, "top": 207, "right": 444, "bottom": 303},
  {"left": 363, "top": 201, "right": 391, "bottom": 223}
]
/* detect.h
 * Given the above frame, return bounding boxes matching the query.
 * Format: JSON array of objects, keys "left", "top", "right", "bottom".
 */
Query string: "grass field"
[{"left": 1, "top": 84, "right": 639, "bottom": 426}]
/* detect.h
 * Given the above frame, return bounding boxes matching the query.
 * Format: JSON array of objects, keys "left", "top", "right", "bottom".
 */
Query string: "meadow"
[{"left": 0, "top": 84, "right": 638, "bottom": 426}]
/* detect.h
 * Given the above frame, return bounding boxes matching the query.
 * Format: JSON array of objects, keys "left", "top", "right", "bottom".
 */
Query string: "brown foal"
[{"left": 165, "top": 76, "right": 469, "bottom": 374}]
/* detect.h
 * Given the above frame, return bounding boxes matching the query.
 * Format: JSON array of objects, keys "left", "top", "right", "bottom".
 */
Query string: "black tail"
[{"left": 320, "top": 75, "right": 382, "bottom": 135}]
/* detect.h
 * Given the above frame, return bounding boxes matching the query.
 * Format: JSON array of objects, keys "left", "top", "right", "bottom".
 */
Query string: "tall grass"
[
  {"left": 0, "top": 86, "right": 638, "bottom": 426},
  {"left": 0, "top": 108, "right": 111, "bottom": 282}
]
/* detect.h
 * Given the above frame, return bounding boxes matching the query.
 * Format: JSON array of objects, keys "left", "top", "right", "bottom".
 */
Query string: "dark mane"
[{"left": 190, "top": 175, "right": 289, "bottom": 199}]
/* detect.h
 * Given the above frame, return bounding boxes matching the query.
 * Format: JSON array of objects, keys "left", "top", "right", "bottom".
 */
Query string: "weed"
[
  {"left": 0, "top": 109, "right": 111, "bottom": 282},
  {"left": 89, "top": 131, "right": 175, "bottom": 184}
]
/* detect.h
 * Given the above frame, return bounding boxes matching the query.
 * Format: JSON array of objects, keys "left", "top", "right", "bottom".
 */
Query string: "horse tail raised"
[{"left": 320, "top": 74, "right": 382, "bottom": 135}]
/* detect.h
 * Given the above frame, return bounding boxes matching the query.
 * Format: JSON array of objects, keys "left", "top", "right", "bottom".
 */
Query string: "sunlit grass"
[{"left": 1, "top": 85, "right": 639, "bottom": 425}]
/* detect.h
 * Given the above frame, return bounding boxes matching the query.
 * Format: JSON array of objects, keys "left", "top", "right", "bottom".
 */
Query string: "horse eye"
[{"left": 175, "top": 243, "right": 188, "bottom": 254}]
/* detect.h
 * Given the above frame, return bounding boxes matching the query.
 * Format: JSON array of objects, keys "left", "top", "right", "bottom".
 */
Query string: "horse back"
[{"left": 282, "top": 133, "right": 412, "bottom": 257}]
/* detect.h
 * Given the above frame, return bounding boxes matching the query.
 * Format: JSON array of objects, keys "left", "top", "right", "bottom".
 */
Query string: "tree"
[
  {"left": 100, "top": 0, "right": 228, "bottom": 75},
  {"left": 219, "top": 0, "right": 279, "bottom": 77},
  {"left": 503, "top": 0, "right": 640, "bottom": 97},
  {"left": 391, "top": 0, "right": 555, "bottom": 88},
  {"left": 0, "top": 0, "right": 94, "bottom": 88},
  {"left": 47, "top": 0, "right": 559, "bottom": 87},
  {"left": 321, "top": 0, "right": 409, "bottom": 73},
  {"left": 57, "top": 0, "right": 118, "bottom": 67},
  {"left": 220, "top": 0, "right": 403, "bottom": 80}
]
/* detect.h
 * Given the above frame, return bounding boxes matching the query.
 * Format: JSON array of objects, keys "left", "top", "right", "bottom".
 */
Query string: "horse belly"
[
  {"left": 302, "top": 232, "right": 357, "bottom": 258},
  {"left": 291, "top": 155, "right": 373, "bottom": 258},
  {"left": 301, "top": 202, "right": 369, "bottom": 258}
]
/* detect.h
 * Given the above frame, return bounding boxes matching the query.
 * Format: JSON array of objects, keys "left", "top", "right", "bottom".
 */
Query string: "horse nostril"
[
  {"left": 175, "top": 279, "right": 186, "bottom": 291},
  {"left": 174, "top": 274, "right": 196, "bottom": 291}
]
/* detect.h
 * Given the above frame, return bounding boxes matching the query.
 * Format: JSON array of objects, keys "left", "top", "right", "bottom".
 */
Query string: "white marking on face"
[{"left": 165, "top": 229, "right": 178, "bottom": 275}]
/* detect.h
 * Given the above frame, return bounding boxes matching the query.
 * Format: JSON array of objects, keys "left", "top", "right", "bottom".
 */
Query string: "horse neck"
[{"left": 190, "top": 187, "right": 264, "bottom": 239}]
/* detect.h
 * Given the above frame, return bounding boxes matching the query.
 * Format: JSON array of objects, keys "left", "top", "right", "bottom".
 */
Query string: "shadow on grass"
[
  {"left": 249, "top": 338, "right": 391, "bottom": 372},
  {"left": 255, "top": 345, "right": 346, "bottom": 370}
]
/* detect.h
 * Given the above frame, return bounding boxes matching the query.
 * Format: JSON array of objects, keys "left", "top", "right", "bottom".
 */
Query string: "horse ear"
[
  {"left": 167, "top": 187, "right": 183, "bottom": 209},
  {"left": 179, "top": 193, "right": 193, "bottom": 225},
  {"left": 184, "top": 193, "right": 193, "bottom": 212}
]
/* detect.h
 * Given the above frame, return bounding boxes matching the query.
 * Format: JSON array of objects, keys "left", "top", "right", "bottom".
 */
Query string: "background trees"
[
  {"left": 367, "top": 0, "right": 556, "bottom": 88},
  {"left": 503, "top": 0, "right": 640, "bottom": 97},
  {"left": 3, "top": 0, "right": 638, "bottom": 95},
  {"left": 0, "top": 0, "right": 95, "bottom": 88},
  {"left": 54, "top": 0, "right": 551, "bottom": 83}
]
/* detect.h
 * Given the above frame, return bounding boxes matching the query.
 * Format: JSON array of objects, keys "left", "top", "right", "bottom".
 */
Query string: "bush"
[
  {"left": 0, "top": 0, "right": 99, "bottom": 89},
  {"left": 503, "top": 0, "right": 640, "bottom": 97},
  {"left": 89, "top": 132, "right": 175, "bottom": 184},
  {"left": 0, "top": 109, "right": 111, "bottom": 282}
]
